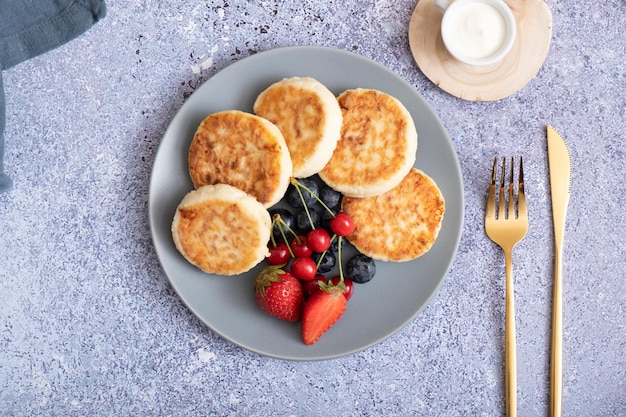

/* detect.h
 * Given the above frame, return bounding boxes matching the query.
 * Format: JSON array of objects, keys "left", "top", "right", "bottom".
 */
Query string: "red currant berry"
[
  {"left": 307, "top": 228, "right": 331, "bottom": 253},
  {"left": 329, "top": 212, "right": 355, "bottom": 236},
  {"left": 291, "top": 257, "right": 317, "bottom": 281},
  {"left": 330, "top": 276, "right": 354, "bottom": 301},
  {"left": 290, "top": 236, "right": 313, "bottom": 258},
  {"left": 266, "top": 242, "right": 290, "bottom": 265}
]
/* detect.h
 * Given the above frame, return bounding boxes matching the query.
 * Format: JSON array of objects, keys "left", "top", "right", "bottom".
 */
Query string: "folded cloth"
[{"left": 0, "top": 0, "right": 106, "bottom": 192}]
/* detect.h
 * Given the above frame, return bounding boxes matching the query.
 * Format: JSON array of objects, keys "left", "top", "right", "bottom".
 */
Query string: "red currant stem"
[
  {"left": 281, "top": 228, "right": 295, "bottom": 258},
  {"left": 319, "top": 199, "right": 336, "bottom": 218},
  {"left": 291, "top": 177, "right": 336, "bottom": 218},
  {"left": 315, "top": 250, "right": 327, "bottom": 269},
  {"left": 272, "top": 214, "right": 296, "bottom": 258},
  {"left": 337, "top": 236, "right": 344, "bottom": 284},
  {"left": 315, "top": 233, "right": 336, "bottom": 268},
  {"left": 270, "top": 217, "right": 280, "bottom": 247},
  {"left": 270, "top": 220, "right": 279, "bottom": 247},
  {"left": 272, "top": 214, "right": 300, "bottom": 241},
  {"left": 293, "top": 182, "right": 315, "bottom": 230}
]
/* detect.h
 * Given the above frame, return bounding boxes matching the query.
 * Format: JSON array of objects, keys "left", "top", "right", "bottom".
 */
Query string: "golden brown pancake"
[
  {"left": 188, "top": 110, "right": 292, "bottom": 208},
  {"left": 342, "top": 168, "right": 445, "bottom": 262},
  {"left": 253, "top": 77, "right": 342, "bottom": 178},
  {"left": 318, "top": 88, "right": 417, "bottom": 197},
  {"left": 172, "top": 184, "right": 271, "bottom": 275}
]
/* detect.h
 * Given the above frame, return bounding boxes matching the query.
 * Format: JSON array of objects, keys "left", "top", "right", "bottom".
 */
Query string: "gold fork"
[{"left": 485, "top": 156, "right": 528, "bottom": 417}]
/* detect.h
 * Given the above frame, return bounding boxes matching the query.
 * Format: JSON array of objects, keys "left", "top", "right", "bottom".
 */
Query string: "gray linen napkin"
[{"left": 0, "top": 0, "right": 106, "bottom": 192}]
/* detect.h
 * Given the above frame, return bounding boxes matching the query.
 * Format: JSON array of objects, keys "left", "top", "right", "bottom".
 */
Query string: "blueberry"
[
  {"left": 296, "top": 207, "right": 321, "bottom": 233},
  {"left": 319, "top": 185, "right": 342, "bottom": 209},
  {"left": 285, "top": 178, "right": 319, "bottom": 209},
  {"left": 328, "top": 234, "right": 347, "bottom": 254},
  {"left": 268, "top": 208, "right": 296, "bottom": 243},
  {"left": 346, "top": 254, "right": 376, "bottom": 283},
  {"left": 312, "top": 251, "right": 336, "bottom": 274}
]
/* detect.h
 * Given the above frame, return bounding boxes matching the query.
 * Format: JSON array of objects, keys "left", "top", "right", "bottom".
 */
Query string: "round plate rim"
[{"left": 148, "top": 45, "right": 464, "bottom": 361}]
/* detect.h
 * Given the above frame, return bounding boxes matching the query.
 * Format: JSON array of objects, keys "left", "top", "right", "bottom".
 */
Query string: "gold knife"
[{"left": 547, "top": 125, "right": 571, "bottom": 417}]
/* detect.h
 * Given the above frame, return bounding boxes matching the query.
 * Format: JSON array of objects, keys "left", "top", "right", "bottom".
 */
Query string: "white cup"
[{"left": 433, "top": 0, "right": 516, "bottom": 66}]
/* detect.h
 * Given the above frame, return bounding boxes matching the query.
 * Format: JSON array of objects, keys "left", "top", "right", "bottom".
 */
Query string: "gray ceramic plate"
[{"left": 149, "top": 46, "right": 464, "bottom": 361}]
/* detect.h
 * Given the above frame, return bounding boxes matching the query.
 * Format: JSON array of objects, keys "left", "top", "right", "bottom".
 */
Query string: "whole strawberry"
[{"left": 255, "top": 266, "right": 304, "bottom": 322}]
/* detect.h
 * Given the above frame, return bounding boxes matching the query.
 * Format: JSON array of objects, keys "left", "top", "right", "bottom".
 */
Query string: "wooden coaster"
[{"left": 408, "top": 0, "right": 552, "bottom": 101}]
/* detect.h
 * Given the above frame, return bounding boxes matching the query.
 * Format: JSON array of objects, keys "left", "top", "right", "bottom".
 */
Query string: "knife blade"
[{"left": 547, "top": 124, "right": 571, "bottom": 417}]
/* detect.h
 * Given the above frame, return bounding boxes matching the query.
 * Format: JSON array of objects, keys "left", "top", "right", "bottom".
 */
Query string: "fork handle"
[
  {"left": 504, "top": 250, "right": 517, "bottom": 417},
  {"left": 550, "top": 249, "right": 563, "bottom": 417}
]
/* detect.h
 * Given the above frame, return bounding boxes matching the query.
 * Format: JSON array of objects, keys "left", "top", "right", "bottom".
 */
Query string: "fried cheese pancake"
[
  {"left": 318, "top": 88, "right": 418, "bottom": 198},
  {"left": 188, "top": 110, "right": 292, "bottom": 208},
  {"left": 172, "top": 184, "right": 271, "bottom": 276},
  {"left": 253, "top": 77, "right": 342, "bottom": 178},
  {"left": 342, "top": 168, "right": 445, "bottom": 262}
]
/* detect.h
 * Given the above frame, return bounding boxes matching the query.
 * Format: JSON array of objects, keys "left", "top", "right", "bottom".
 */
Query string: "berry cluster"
[
  {"left": 255, "top": 176, "right": 377, "bottom": 345},
  {"left": 268, "top": 178, "right": 376, "bottom": 289}
]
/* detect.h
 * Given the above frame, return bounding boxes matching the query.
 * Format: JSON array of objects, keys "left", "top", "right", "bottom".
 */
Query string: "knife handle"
[{"left": 550, "top": 248, "right": 563, "bottom": 417}]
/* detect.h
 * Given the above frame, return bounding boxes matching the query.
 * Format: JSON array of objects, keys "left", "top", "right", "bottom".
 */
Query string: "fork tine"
[
  {"left": 498, "top": 157, "right": 506, "bottom": 220},
  {"left": 508, "top": 156, "right": 515, "bottom": 219},
  {"left": 518, "top": 156, "right": 527, "bottom": 219},
  {"left": 487, "top": 157, "right": 497, "bottom": 218}
]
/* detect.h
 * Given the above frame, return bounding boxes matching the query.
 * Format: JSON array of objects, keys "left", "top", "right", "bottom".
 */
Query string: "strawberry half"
[
  {"left": 255, "top": 266, "right": 304, "bottom": 322},
  {"left": 302, "top": 283, "right": 347, "bottom": 345}
]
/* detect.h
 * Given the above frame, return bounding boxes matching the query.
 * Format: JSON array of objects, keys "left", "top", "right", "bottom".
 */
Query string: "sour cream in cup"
[{"left": 434, "top": 0, "right": 516, "bottom": 66}]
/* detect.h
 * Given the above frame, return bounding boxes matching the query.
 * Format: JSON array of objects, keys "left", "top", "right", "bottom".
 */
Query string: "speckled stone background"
[{"left": 1, "top": 0, "right": 624, "bottom": 415}]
